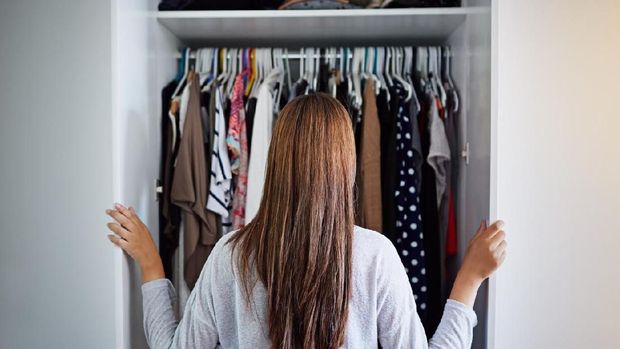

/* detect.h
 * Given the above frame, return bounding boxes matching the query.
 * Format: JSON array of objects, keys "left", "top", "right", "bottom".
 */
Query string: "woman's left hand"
[{"left": 105, "top": 203, "right": 165, "bottom": 283}]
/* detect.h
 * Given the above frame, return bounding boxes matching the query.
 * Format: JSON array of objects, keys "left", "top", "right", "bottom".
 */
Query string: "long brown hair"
[{"left": 229, "top": 93, "right": 356, "bottom": 348}]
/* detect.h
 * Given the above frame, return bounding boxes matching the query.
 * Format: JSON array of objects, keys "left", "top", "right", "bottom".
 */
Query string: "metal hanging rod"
[
  {"left": 175, "top": 51, "right": 355, "bottom": 60},
  {"left": 187, "top": 53, "right": 348, "bottom": 60},
  {"left": 173, "top": 47, "right": 438, "bottom": 60}
]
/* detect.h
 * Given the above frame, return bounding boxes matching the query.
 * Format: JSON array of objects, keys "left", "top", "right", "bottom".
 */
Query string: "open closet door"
[
  {"left": 491, "top": 0, "right": 620, "bottom": 348},
  {"left": 112, "top": 0, "right": 181, "bottom": 347}
]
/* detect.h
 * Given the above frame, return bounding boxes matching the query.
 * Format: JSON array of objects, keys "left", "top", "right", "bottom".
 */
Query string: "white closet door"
[
  {"left": 491, "top": 0, "right": 620, "bottom": 348},
  {"left": 112, "top": 0, "right": 181, "bottom": 348}
]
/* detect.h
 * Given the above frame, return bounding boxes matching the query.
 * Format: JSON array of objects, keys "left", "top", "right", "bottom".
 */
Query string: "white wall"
[
  {"left": 493, "top": 0, "right": 620, "bottom": 348},
  {"left": 0, "top": 1, "right": 117, "bottom": 348}
]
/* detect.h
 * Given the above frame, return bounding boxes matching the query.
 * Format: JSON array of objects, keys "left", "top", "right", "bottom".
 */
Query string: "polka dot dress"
[{"left": 393, "top": 84, "right": 428, "bottom": 318}]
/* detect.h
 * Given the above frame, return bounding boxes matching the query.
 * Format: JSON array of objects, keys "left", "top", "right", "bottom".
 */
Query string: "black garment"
[
  {"left": 318, "top": 57, "right": 330, "bottom": 93},
  {"left": 335, "top": 79, "right": 352, "bottom": 116},
  {"left": 200, "top": 90, "right": 212, "bottom": 155},
  {"left": 392, "top": 83, "right": 429, "bottom": 319},
  {"left": 417, "top": 89, "right": 442, "bottom": 336},
  {"left": 245, "top": 96, "right": 258, "bottom": 153},
  {"left": 294, "top": 79, "right": 309, "bottom": 97},
  {"left": 159, "top": 81, "right": 182, "bottom": 280},
  {"left": 159, "top": 0, "right": 284, "bottom": 11},
  {"left": 378, "top": 87, "right": 399, "bottom": 243},
  {"left": 382, "top": 0, "right": 460, "bottom": 8},
  {"left": 223, "top": 96, "right": 231, "bottom": 131}
]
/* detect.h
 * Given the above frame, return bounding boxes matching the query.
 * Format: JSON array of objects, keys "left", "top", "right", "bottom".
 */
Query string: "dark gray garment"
[
  {"left": 409, "top": 91, "right": 424, "bottom": 194},
  {"left": 443, "top": 86, "right": 461, "bottom": 299}
]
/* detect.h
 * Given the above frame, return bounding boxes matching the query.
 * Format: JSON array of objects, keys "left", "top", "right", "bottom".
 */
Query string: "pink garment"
[{"left": 227, "top": 75, "right": 249, "bottom": 229}]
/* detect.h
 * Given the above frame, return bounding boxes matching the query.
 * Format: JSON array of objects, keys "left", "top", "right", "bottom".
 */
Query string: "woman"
[{"left": 106, "top": 93, "right": 506, "bottom": 348}]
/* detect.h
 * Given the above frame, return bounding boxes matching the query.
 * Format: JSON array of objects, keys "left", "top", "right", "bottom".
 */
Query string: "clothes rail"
[{"left": 173, "top": 47, "right": 454, "bottom": 60}]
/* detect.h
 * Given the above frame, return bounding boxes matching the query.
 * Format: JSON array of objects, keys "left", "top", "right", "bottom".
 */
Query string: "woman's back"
[{"left": 142, "top": 226, "right": 477, "bottom": 348}]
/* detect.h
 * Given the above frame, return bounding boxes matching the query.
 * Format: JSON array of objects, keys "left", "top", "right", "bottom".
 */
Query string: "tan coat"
[
  {"left": 171, "top": 72, "right": 219, "bottom": 289},
  {"left": 360, "top": 79, "right": 383, "bottom": 232}
]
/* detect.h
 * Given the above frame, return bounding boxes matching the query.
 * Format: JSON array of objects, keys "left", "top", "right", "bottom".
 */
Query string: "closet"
[{"left": 112, "top": 1, "right": 492, "bottom": 348}]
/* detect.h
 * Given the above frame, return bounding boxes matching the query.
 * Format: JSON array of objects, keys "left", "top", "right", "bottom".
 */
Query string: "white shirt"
[{"left": 245, "top": 68, "right": 283, "bottom": 223}]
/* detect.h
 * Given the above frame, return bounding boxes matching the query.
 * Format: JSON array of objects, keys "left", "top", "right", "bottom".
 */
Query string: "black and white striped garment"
[{"left": 206, "top": 85, "right": 233, "bottom": 227}]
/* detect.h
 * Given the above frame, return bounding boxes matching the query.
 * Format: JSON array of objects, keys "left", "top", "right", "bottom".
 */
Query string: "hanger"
[
  {"left": 382, "top": 47, "right": 393, "bottom": 90},
  {"left": 376, "top": 47, "right": 387, "bottom": 93},
  {"left": 339, "top": 47, "right": 345, "bottom": 84},
  {"left": 360, "top": 47, "right": 367, "bottom": 84},
  {"left": 388, "top": 47, "right": 411, "bottom": 101},
  {"left": 429, "top": 47, "right": 447, "bottom": 105},
  {"left": 329, "top": 47, "right": 342, "bottom": 98},
  {"left": 224, "top": 48, "right": 236, "bottom": 97},
  {"left": 368, "top": 47, "right": 378, "bottom": 94},
  {"left": 436, "top": 47, "right": 447, "bottom": 106},
  {"left": 444, "top": 46, "right": 459, "bottom": 113},
  {"left": 172, "top": 47, "right": 191, "bottom": 98},
  {"left": 398, "top": 47, "right": 413, "bottom": 102},
  {"left": 416, "top": 47, "right": 428, "bottom": 89},
  {"left": 273, "top": 48, "right": 286, "bottom": 110},
  {"left": 314, "top": 47, "right": 320, "bottom": 91},
  {"left": 252, "top": 48, "right": 264, "bottom": 97},
  {"left": 346, "top": 48, "right": 353, "bottom": 98},
  {"left": 204, "top": 47, "right": 217, "bottom": 90},
  {"left": 305, "top": 47, "right": 314, "bottom": 94},
  {"left": 352, "top": 47, "right": 363, "bottom": 108},
  {"left": 284, "top": 48, "right": 292, "bottom": 91},
  {"left": 404, "top": 46, "right": 421, "bottom": 113},
  {"left": 216, "top": 47, "right": 228, "bottom": 85}
]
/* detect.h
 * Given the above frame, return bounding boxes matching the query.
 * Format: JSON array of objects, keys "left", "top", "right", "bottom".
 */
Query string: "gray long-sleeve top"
[{"left": 142, "top": 226, "right": 477, "bottom": 348}]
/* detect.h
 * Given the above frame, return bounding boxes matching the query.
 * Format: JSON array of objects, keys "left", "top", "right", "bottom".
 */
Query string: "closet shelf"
[{"left": 156, "top": 7, "right": 489, "bottom": 46}]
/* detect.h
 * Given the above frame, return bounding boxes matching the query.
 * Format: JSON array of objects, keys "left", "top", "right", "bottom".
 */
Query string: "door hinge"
[
  {"left": 461, "top": 142, "right": 470, "bottom": 165},
  {"left": 155, "top": 179, "right": 163, "bottom": 201}
]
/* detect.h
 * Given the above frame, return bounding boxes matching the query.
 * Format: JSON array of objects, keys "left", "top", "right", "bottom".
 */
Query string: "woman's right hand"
[{"left": 449, "top": 220, "right": 507, "bottom": 307}]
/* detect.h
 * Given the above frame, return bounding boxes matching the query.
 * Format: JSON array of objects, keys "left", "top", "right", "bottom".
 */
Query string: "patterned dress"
[
  {"left": 226, "top": 75, "right": 249, "bottom": 229},
  {"left": 393, "top": 84, "right": 428, "bottom": 318}
]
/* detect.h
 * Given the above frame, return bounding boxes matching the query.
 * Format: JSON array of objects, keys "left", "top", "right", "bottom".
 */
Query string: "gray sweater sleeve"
[
  {"left": 377, "top": 240, "right": 477, "bottom": 349},
  {"left": 142, "top": 247, "right": 219, "bottom": 349}
]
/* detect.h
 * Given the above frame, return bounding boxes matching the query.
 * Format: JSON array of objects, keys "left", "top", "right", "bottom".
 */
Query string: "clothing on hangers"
[{"left": 157, "top": 47, "right": 464, "bottom": 334}]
